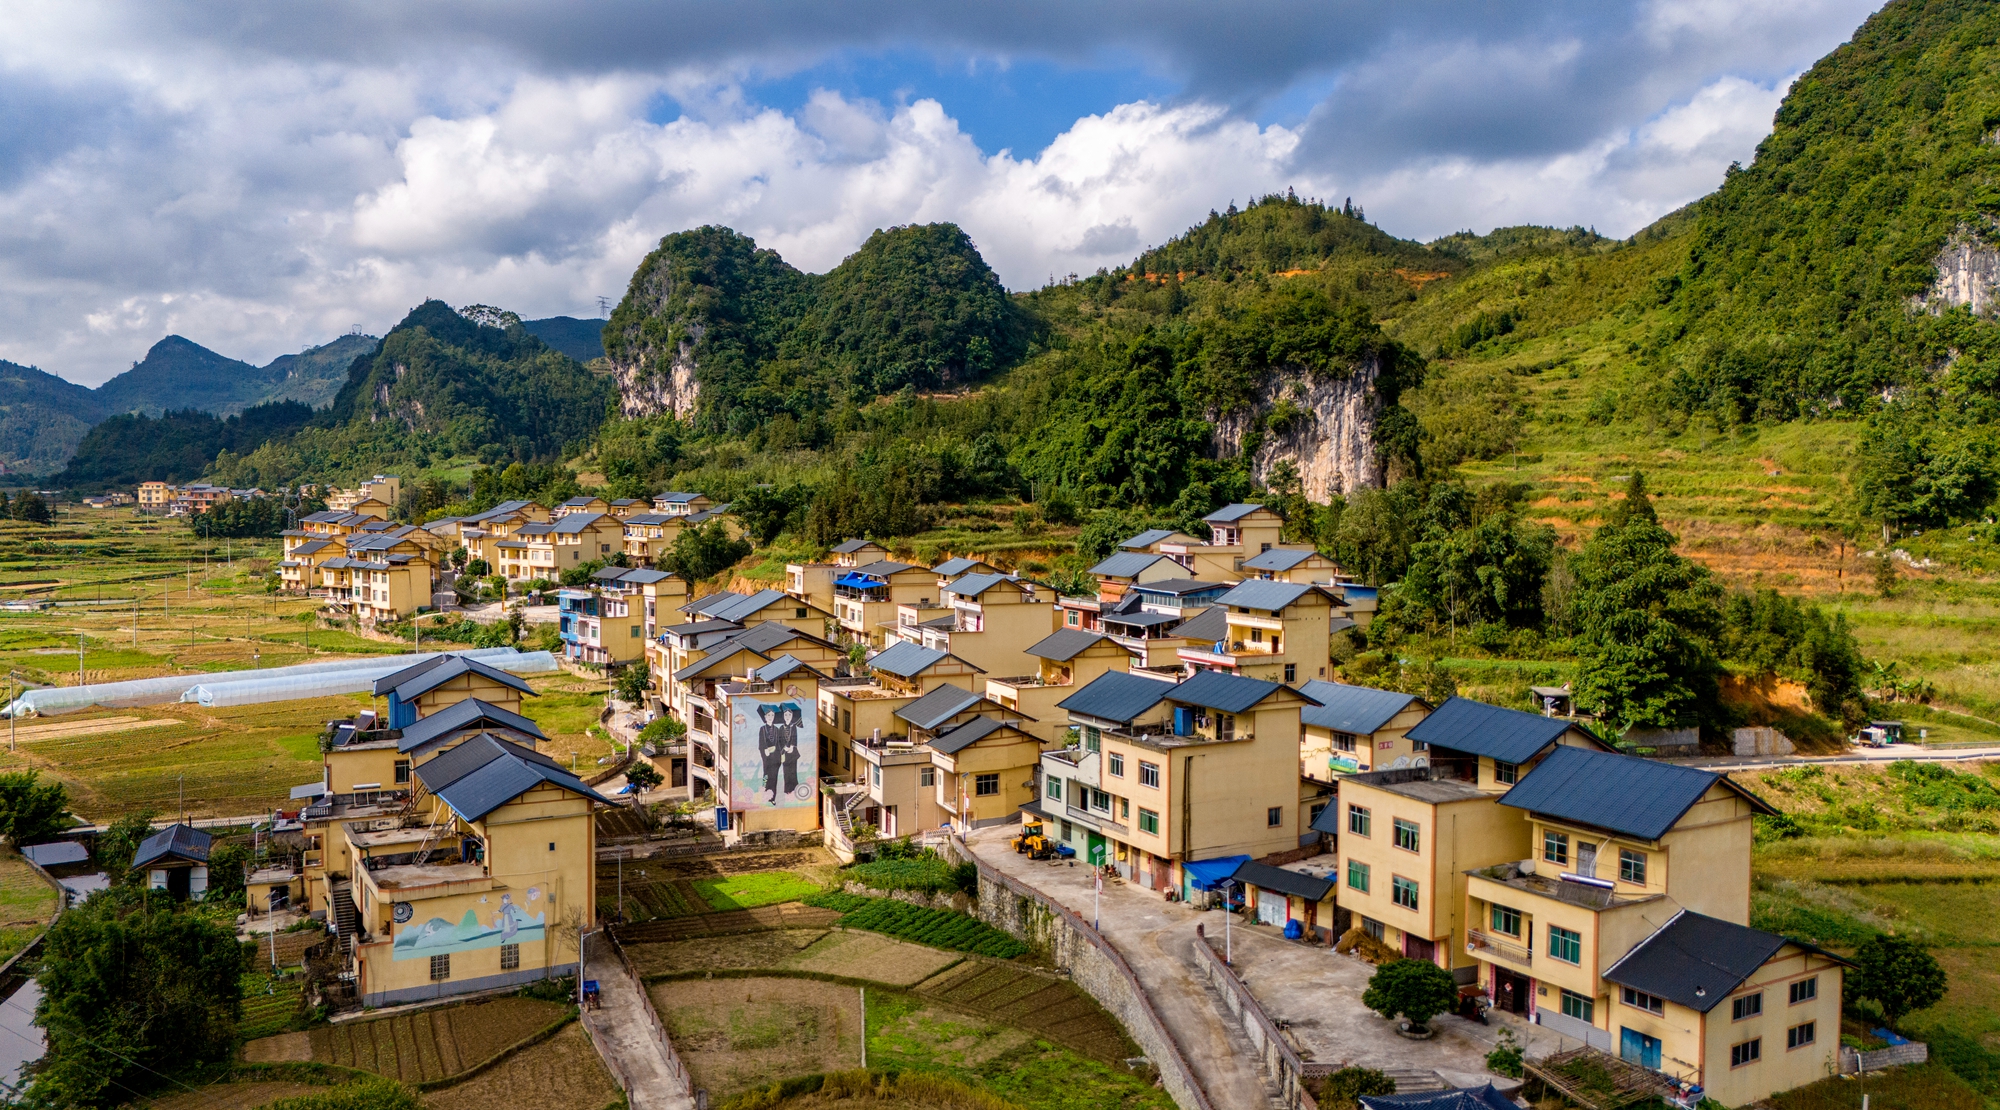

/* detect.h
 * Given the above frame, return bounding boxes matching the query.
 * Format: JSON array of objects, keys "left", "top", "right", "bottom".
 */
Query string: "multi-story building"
[
  {"left": 137, "top": 481, "right": 175, "bottom": 512},
  {"left": 374, "top": 654, "right": 538, "bottom": 728},
  {"left": 1158, "top": 503, "right": 1286, "bottom": 580},
  {"left": 652, "top": 491, "right": 715, "bottom": 516},
  {"left": 1296, "top": 682, "right": 1430, "bottom": 780},
  {"left": 553, "top": 495, "right": 611, "bottom": 518},
  {"left": 1239, "top": 546, "right": 1346, "bottom": 584},
  {"left": 831, "top": 560, "right": 938, "bottom": 648},
  {"left": 679, "top": 588, "right": 833, "bottom": 636},
  {"left": 621, "top": 513, "right": 683, "bottom": 565},
  {"left": 557, "top": 584, "right": 645, "bottom": 667},
  {"left": 785, "top": 539, "right": 892, "bottom": 616},
  {"left": 444, "top": 501, "right": 549, "bottom": 568},
  {"left": 170, "top": 483, "right": 236, "bottom": 516},
  {"left": 681, "top": 651, "right": 827, "bottom": 841},
  {"left": 1116, "top": 528, "right": 1205, "bottom": 555},
  {"left": 1032, "top": 670, "right": 1317, "bottom": 890},
  {"left": 1059, "top": 552, "right": 1183, "bottom": 633},
  {"left": 891, "top": 572, "right": 1053, "bottom": 673},
  {"left": 326, "top": 475, "right": 401, "bottom": 513},
  {"left": 815, "top": 643, "right": 985, "bottom": 778},
  {"left": 982, "top": 630, "right": 1133, "bottom": 744},
  {"left": 317, "top": 552, "right": 434, "bottom": 624},
  {"left": 1177, "top": 579, "right": 1339, "bottom": 685}
]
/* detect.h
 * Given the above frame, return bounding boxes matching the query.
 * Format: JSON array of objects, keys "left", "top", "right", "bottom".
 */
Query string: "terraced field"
[
  {"left": 296, "top": 997, "right": 569, "bottom": 1083},
  {"left": 911, "top": 961, "right": 1132, "bottom": 1065},
  {"left": 597, "top": 847, "right": 840, "bottom": 924}
]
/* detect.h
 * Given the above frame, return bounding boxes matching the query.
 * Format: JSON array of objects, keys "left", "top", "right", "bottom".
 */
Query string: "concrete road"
[
  {"left": 581, "top": 933, "right": 694, "bottom": 1110},
  {"left": 1670, "top": 743, "right": 2000, "bottom": 772}
]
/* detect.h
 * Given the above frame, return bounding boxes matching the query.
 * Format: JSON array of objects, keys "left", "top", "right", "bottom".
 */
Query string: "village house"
[
  {"left": 816, "top": 642, "right": 984, "bottom": 780},
  {"left": 557, "top": 574, "right": 645, "bottom": 667},
  {"left": 1158, "top": 503, "right": 1286, "bottom": 580},
  {"left": 829, "top": 559, "right": 938, "bottom": 648},
  {"left": 621, "top": 513, "right": 683, "bottom": 565},
  {"left": 1297, "top": 682, "right": 1431, "bottom": 780},
  {"left": 444, "top": 501, "right": 549, "bottom": 568},
  {"left": 1178, "top": 579, "right": 1339, "bottom": 685},
  {"left": 1058, "top": 551, "right": 1184, "bottom": 633},
  {"left": 326, "top": 475, "right": 400, "bottom": 513},
  {"left": 374, "top": 654, "right": 537, "bottom": 728},
  {"left": 170, "top": 482, "right": 236, "bottom": 516},
  {"left": 784, "top": 539, "right": 892, "bottom": 615},
  {"left": 137, "top": 481, "right": 175, "bottom": 512},
  {"left": 842, "top": 682, "right": 1035, "bottom": 839},
  {"left": 652, "top": 491, "right": 714, "bottom": 516},
  {"left": 554, "top": 495, "right": 611, "bottom": 518},
  {"left": 133, "top": 823, "right": 214, "bottom": 901},
  {"left": 891, "top": 572, "right": 1054, "bottom": 673},
  {"left": 1117, "top": 528, "right": 1206, "bottom": 554},
  {"left": 1231, "top": 859, "right": 1338, "bottom": 938},
  {"left": 982, "top": 630, "right": 1134, "bottom": 744},
  {"left": 1033, "top": 669, "right": 1318, "bottom": 891},
  {"left": 1239, "top": 546, "right": 1346, "bottom": 584},
  {"left": 690, "top": 653, "right": 828, "bottom": 842},
  {"left": 680, "top": 588, "right": 833, "bottom": 636}
]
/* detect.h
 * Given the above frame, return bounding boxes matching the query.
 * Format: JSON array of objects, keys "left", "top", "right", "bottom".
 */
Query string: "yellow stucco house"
[
  {"left": 983, "top": 630, "right": 1133, "bottom": 745},
  {"left": 1178, "top": 579, "right": 1340, "bottom": 685},
  {"left": 1296, "top": 682, "right": 1430, "bottom": 781}
]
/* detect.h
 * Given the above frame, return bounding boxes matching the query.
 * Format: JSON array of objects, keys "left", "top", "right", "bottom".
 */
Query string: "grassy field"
[
  {"left": 418, "top": 1021, "right": 616, "bottom": 1110},
  {"left": 0, "top": 847, "right": 57, "bottom": 963},
  {"left": 600, "top": 846, "right": 841, "bottom": 924}
]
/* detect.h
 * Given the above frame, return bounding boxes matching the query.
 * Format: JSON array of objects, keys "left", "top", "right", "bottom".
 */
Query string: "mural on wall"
[
  {"left": 392, "top": 885, "right": 547, "bottom": 960},
  {"left": 728, "top": 695, "right": 815, "bottom": 811}
]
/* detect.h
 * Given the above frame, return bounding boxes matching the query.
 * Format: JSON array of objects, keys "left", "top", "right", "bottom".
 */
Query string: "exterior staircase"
[
  {"left": 330, "top": 880, "right": 361, "bottom": 968},
  {"left": 1382, "top": 1068, "right": 1449, "bottom": 1093}
]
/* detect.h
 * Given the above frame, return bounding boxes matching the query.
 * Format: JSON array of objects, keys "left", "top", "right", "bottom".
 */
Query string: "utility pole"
[{"left": 77, "top": 634, "right": 83, "bottom": 688}]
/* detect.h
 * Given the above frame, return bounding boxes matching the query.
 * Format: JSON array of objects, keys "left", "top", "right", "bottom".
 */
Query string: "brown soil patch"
[
  {"left": 656, "top": 976, "right": 862, "bottom": 1097},
  {"left": 615, "top": 903, "right": 842, "bottom": 944},
  {"left": 144, "top": 1081, "right": 318, "bottom": 1110},
  {"left": 310, "top": 996, "right": 566, "bottom": 1082},
  {"left": 791, "top": 930, "right": 961, "bottom": 987},
  {"left": 422, "top": 1023, "right": 615, "bottom": 1110},
  {"left": 913, "top": 960, "right": 1135, "bottom": 1065},
  {"left": 1392, "top": 269, "right": 1452, "bottom": 288},
  {"left": 627, "top": 928, "right": 830, "bottom": 977},
  {"left": 645, "top": 847, "right": 839, "bottom": 879},
  {"left": 242, "top": 1031, "right": 312, "bottom": 1063}
]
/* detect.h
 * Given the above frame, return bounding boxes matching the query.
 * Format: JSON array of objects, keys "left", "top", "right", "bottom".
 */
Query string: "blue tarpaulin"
[
  {"left": 834, "top": 573, "right": 882, "bottom": 589},
  {"left": 1183, "top": 855, "right": 1250, "bottom": 890}
]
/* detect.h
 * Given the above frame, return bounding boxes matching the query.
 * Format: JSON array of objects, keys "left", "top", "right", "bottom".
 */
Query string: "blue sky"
[{"left": 0, "top": 0, "right": 1886, "bottom": 382}]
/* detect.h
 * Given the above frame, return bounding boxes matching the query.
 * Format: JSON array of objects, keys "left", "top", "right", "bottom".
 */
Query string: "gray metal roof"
[
  {"left": 1241, "top": 548, "right": 1316, "bottom": 572},
  {"left": 397, "top": 697, "right": 546, "bottom": 754},
  {"left": 1101, "top": 610, "right": 1181, "bottom": 629},
  {"left": 682, "top": 591, "right": 747, "bottom": 616},
  {"left": 415, "top": 733, "right": 612, "bottom": 822},
  {"left": 1132, "top": 578, "right": 1230, "bottom": 597},
  {"left": 1170, "top": 670, "right": 1298, "bottom": 715},
  {"left": 850, "top": 559, "right": 920, "bottom": 577},
  {"left": 623, "top": 513, "right": 674, "bottom": 525},
  {"left": 1310, "top": 801, "right": 1344, "bottom": 836},
  {"left": 1058, "top": 671, "right": 1173, "bottom": 723},
  {"left": 618, "top": 568, "right": 674, "bottom": 584},
  {"left": 1405, "top": 697, "right": 1597, "bottom": 764},
  {"left": 1120, "top": 528, "right": 1179, "bottom": 549},
  {"left": 1499, "top": 745, "right": 1774, "bottom": 840},
  {"left": 716, "top": 621, "right": 829, "bottom": 656},
  {"left": 1297, "top": 681, "right": 1421, "bottom": 735},
  {"left": 1026, "top": 629, "right": 1112, "bottom": 661},
  {"left": 753, "top": 654, "right": 824, "bottom": 683},
  {"left": 1216, "top": 580, "right": 1314, "bottom": 613},
  {"left": 655, "top": 491, "right": 706, "bottom": 503},
  {"left": 1089, "top": 551, "right": 1173, "bottom": 578},
  {"left": 870, "top": 641, "right": 960, "bottom": 678},
  {"left": 22, "top": 842, "right": 88, "bottom": 867},
  {"left": 942, "top": 572, "right": 1019, "bottom": 598},
  {"left": 702, "top": 588, "right": 793, "bottom": 623},
  {"left": 1601, "top": 910, "right": 1795, "bottom": 1014},
  {"left": 1230, "top": 860, "right": 1333, "bottom": 902},
  {"left": 1172, "top": 606, "right": 1229, "bottom": 641},
  {"left": 674, "top": 646, "right": 767, "bottom": 683},
  {"left": 1204, "top": 503, "right": 1267, "bottom": 523},
  {"left": 931, "top": 557, "right": 990, "bottom": 577},
  {"left": 896, "top": 683, "right": 985, "bottom": 730},
  {"left": 551, "top": 512, "right": 609, "bottom": 533},
  {"left": 932, "top": 715, "right": 1015, "bottom": 754},
  {"left": 375, "top": 655, "right": 536, "bottom": 701},
  {"left": 831, "top": 539, "right": 882, "bottom": 553},
  {"left": 133, "top": 823, "right": 211, "bottom": 869}
]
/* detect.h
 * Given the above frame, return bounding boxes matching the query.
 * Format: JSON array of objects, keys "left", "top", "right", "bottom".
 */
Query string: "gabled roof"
[
  {"left": 701, "top": 588, "right": 794, "bottom": 623},
  {"left": 662, "top": 618, "right": 743, "bottom": 639},
  {"left": 1101, "top": 609, "right": 1181, "bottom": 629},
  {"left": 396, "top": 697, "right": 546, "bottom": 754},
  {"left": 871, "top": 640, "right": 975, "bottom": 678},
  {"left": 133, "top": 823, "right": 212, "bottom": 869},
  {"left": 289, "top": 539, "right": 332, "bottom": 556},
  {"left": 23, "top": 841, "right": 88, "bottom": 867},
  {"left": 1089, "top": 551, "right": 1173, "bottom": 578},
  {"left": 1132, "top": 578, "right": 1231, "bottom": 597},
  {"left": 414, "top": 733, "right": 612, "bottom": 822},
  {"left": 1059, "top": 671, "right": 1173, "bottom": 723},
  {"left": 551, "top": 512, "right": 609, "bottom": 533},
  {"left": 1231, "top": 860, "right": 1333, "bottom": 903},
  {"left": 674, "top": 646, "right": 767, "bottom": 683},
  {"left": 1358, "top": 1085, "right": 1520, "bottom": 1110},
  {"left": 1499, "top": 745, "right": 1777, "bottom": 841},
  {"left": 931, "top": 557, "right": 991, "bottom": 577},
  {"left": 465, "top": 500, "right": 539, "bottom": 522},
  {"left": 942, "top": 572, "right": 1020, "bottom": 598},
  {"left": 1215, "top": 580, "right": 1315, "bottom": 613},
  {"left": 896, "top": 683, "right": 986, "bottom": 730},
  {"left": 1241, "top": 548, "right": 1318, "bottom": 572},
  {"left": 623, "top": 512, "right": 675, "bottom": 525},
  {"left": 373, "top": 654, "right": 537, "bottom": 702},
  {"left": 1297, "top": 682, "right": 1422, "bottom": 735},
  {"left": 753, "top": 654, "right": 826, "bottom": 683},
  {"left": 681, "top": 591, "right": 747, "bottom": 616},
  {"left": 850, "top": 559, "right": 920, "bottom": 577},
  {"left": 1170, "top": 670, "right": 1305, "bottom": 715},
  {"left": 1601, "top": 910, "right": 1842, "bottom": 1014},
  {"left": 559, "top": 496, "right": 599, "bottom": 507},
  {"left": 1026, "top": 629, "right": 1113, "bottom": 661},
  {"left": 715, "top": 621, "right": 828, "bottom": 657},
  {"left": 1405, "top": 696, "right": 1602, "bottom": 765},
  {"left": 619, "top": 568, "right": 674, "bottom": 585},
  {"left": 932, "top": 715, "right": 1024, "bottom": 755},
  {"left": 1204, "top": 503, "right": 1268, "bottom": 523},
  {"left": 686, "top": 505, "right": 731, "bottom": 522},
  {"left": 831, "top": 539, "right": 884, "bottom": 554},
  {"left": 1120, "top": 528, "right": 1179, "bottom": 549},
  {"left": 1171, "top": 606, "right": 1229, "bottom": 642}
]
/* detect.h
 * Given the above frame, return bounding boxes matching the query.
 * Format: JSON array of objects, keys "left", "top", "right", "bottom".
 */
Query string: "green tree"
[
  {"left": 1312, "top": 1067, "right": 1396, "bottom": 1110},
  {"left": 32, "top": 887, "right": 245, "bottom": 1106},
  {"left": 1850, "top": 934, "right": 1947, "bottom": 1022},
  {"left": 663, "top": 521, "right": 751, "bottom": 582},
  {"left": 93, "top": 808, "right": 158, "bottom": 880},
  {"left": 12, "top": 491, "right": 54, "bottom": 524},
  {"left": 624, "top": 762, "right": 664, "bottom": 792},
  {"left": 614, "top": 660, "right": 650, "bottom": 704},
  {"left": 0, "top": 771, "right": 71, "bottom": 845},
  {"left": 204, "top": 841, "right": 251, "bottom": 907},
  {"left": 733, "top": 482, "right": 809, "bottom": 545},
  {"left": 1361, "top": 958, "right": 1458, "bottom": 1029},
  {"left": 1394, "top": 510, "right": 1554, "bottom": 633},
  {"left": 638, "top": 716, "right": 686, "bottom": 746}
]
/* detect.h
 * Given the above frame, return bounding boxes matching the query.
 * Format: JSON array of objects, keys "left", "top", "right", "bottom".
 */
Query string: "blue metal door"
[{"left": 1620, "top": 1027, "right": 1662, "bottom": 1069}]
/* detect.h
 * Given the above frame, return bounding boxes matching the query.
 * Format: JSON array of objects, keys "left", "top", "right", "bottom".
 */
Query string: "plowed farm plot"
[
  {"left": 914, "top": 960, "right": 1135, "bottom": 1064},
  {"left": 420, "top": 1022, "right": 616, "bottom": 1110},
  {"left": 302, "top": 996, "right": 567, "bottom": 1083}
]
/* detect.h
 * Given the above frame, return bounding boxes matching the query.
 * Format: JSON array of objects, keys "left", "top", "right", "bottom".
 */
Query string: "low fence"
[
  {"left": 584, "top": 929, "right": 694, "bottom": 1101},
  {"left": 1841, "top": 1041, "right": 1928, "bottom": 1073},
  {"left": 1189, "top": 934, "right": 1317, "bottom": 1110},
  {"left": 946, "top": 836, "right": 1215, "bottom": 1110}
]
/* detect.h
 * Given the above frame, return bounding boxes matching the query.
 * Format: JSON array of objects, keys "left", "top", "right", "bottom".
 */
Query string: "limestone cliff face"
[
  {"left": 1209, "top": 357, "right": 1385, "bottom": 501},
  {"left": 608, "top": 322, "right": 703, "bottom": 421},
  {"left": 1913, "top": 227, "right": 2000, "bottom": 317}
]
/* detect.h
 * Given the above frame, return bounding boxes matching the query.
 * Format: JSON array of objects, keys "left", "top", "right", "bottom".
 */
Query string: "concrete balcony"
[{"left": 1466, "top": 928, "right": 1533, "bottom": 967}]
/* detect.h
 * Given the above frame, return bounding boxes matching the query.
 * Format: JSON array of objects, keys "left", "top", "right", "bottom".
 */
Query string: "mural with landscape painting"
[
  {"left": 392, "top": 886, "right": 547, "bottom": 959},
  {"left": 728, "top": 696, "right": 815, "bottom": 810}
]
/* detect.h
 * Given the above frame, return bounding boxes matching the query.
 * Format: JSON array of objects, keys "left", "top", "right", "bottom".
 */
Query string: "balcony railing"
[{"left": 1466, "top": 928, "right": 1532, "bottom": 965}]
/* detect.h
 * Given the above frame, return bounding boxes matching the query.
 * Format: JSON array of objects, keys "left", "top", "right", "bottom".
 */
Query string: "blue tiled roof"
[
  {"left": 1089, "top": 551, "right": 1172, "bottom": 578},
  {"left": 1601, "top": 910, "right": 1794, "bottom": 1014},
  {"left": 1499, "top": 745, "right": 1773, "bottom": 840},
  {"left": 1240, "top": 548, "right": 1316, "bottom": 572},
  {"left": 397, "top": 697, "right": 546, "bottom": 754},
  {"left": 1297, "top": 682, "right": 1421, "bottom": 735},
  {"left": 1231, "top": 860, "right": 1333, "bottom": 902},
  {"left": 1215, "top": 580, "right": 1314, "bottom": 613},
  {"left": 1058, "top": 671, "right": 1173, "bottom": 723},
  {"left": 416, "top": 733, "right": 612, "bottom": 822},
  {"left": 702, "top": 589, "right": 791, "bottom": 623},
  {"left": 1026, "top": 629, "right": 1111, "bottom": 661},
  {"left": 932, "top": 715, "right": 1013, "bottom": 754},
  {"left": 870, "top": 641, "right": 955, "bottom": 678},
  {"left": 753, "top": 654, "right": 823, "bottom": 683},
  {"left": 1404, "top": 697, "right": 1596, "bottom": 764},
  {"left": 374, "top": 655, "right": 536, "bottom": 702},
  {"left": 1358, "top": 1085, "right": 1520, "bottom": 1110},
  {"left": 1204, "top": 503, "right": 1266, "bottom": 523},
  {"left": 133, "top": 823, "right": 212, "bottom": 869},
  {"left": 1170, "top": 670, "right": 1296, "bottom": 715}
]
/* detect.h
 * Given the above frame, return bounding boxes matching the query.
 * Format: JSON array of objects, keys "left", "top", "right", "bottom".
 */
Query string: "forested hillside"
[
  {"left": 0, "top": 361, "right": 108, "bottom": 474},
  {"left": 52, "top": 401, "right": 314, "bottom": 491}
]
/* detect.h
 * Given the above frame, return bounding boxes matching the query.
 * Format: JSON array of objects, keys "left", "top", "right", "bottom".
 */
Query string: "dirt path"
[{"left": 581, "top": 933, "right": 694, "bottom": 1110}]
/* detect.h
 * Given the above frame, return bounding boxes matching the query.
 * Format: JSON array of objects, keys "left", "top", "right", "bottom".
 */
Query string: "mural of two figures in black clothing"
[{"left": 729, "top": 696, "right": 815, "bottom": 810}]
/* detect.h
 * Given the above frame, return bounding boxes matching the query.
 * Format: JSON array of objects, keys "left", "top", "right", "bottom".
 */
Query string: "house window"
[
  {"left": 1309, "top": 802, "right": 1327, "bottom": 827},
  {"left": 872, "top": 765, "right": 881, "bottom": 787},
  {"left": 975, "top": 773, "right": 1000, "bottom": 797},
  {"left": 1619, "top": 849, "right": 1647, "bottom": 884},
  {"left": 1493, "top": 760, "right": 1517, "bottom": 785},
  {"left": 1362, "top": 917, "right": 1384, "bottom": 941},
  {"left": 796, "top": 608, "right": 807, "bottom": 618},
  {"left": 1548, "top": 925, "right": 1582, "bottom": 964},
  {"left": 1083, "top": 726, "right": 1101, "bottom": 752},
  {"left": 1090, "top": 788, "right": 1111, "bottom": 812},
  {"left": 1267, "top": 806, "right": 1283, "bottom": 827},
  {"left": 1139, "top": 808, "right": 1160, "bottom": 835},
  {"left": 1561, "top": 990, "right": 1594, "bottom": 1023},
  {"left": 1139, "top": 761, "right": 1160, "bottom": 788},
  {"left": 1347, "top": 860, "right": 1370, "bottom": 893},
  {"left": 429, "top": 954, "right": 451, "bottom": 981},
  {"left": 1348, "top": 805, "right": 1371, "bottom": 837},
  {"left": 1284, "top": 664, "right": 1296, "bottom": 682},
  {"left": 501, "top": 943, "right": 520, "bottom": 971},
  {"left": 1623, "top": 987, "right": 1665, "bottom": 1015},
  {"left": 1333, "top": 731, "right": 1357, "bottom": 753},
  {"left": 1790, "top": 977, "right": 1818, "bottom": 1005},
  {"left": 1543, "top": 831, "right": 1569, "bottom": 866},
  {"left": 394, "top": 759, "right": 410, "bottom": 785},
  {"left": 1787, "top": 1022, "right": 1816, "bottom": 1050},
  {"left": 1730, "top": 1039, "right": 1761, "bottom": 1068},
  {"left": 1047, "top": 777, "right": 1063, "bottom": 802},
  {"left": 1108, "top": 753, "right": 1125, "bottom": 776},
  {"left": 1732, "top": 993, "right": 1763, "bottom": 1021},
  {"left": 1120, "top": 798, "right": 1130, "bottom": 819},
  {"left": 1393, "top": 818, "right": 1420, "bottom": 853},
  {"left": 920, "top": 767, "right": 936, "bottom": 787},
  {"left": 1391, "top": 876, "right": 1419, "bottom": 911},
  {"left": 1490, "top": 904, "right": 1521, "bottom": 937}
]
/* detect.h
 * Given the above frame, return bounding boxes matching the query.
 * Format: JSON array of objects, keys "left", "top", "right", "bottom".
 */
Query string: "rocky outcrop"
[
  {"left": 610, "top": 324, "right": 702, "bottom": 421},
  {"left": 1912, "top": 227, "right": 2000, "bottom": 317},
  {"left": 1209, "top": 357, "right": 1384, "bottom": 501}
]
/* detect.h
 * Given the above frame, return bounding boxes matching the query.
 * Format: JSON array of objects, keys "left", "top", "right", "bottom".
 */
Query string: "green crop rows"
[{"left": 805, "top": 891, "right": 1026, "bottom": 959}]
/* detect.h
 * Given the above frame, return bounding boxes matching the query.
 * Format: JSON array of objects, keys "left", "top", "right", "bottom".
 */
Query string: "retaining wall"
[
  {"left": 947, "top": 836, "right": 1215, "bottom": 1110},
  {"left": 1190, "top": 933, "right": 1317, "bottom": 1110},
  {"left": 1841, "top": 1041, "right": 1928, "bottom": 1073}
]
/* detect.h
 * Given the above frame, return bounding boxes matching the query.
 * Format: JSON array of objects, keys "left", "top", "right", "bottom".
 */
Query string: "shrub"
[
  {"left": 1312, "top": 1067, "right": 1395, "bottom": 1109},
  {"left": 1362, "top": 958, "right": 1458, "bottom": 1028},
  {"left": 264, "top": 1078, "right": 420, "bottom": 1110},
  {"left": 844, "top": 855, "right": 958, "bottom": 894},
  {"left": 1850, "top": 934, "right": 1947, "bottom": 1021},
  {"left": 1485, "top": 1028, "right": 1524, "bottom": 1078}
]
